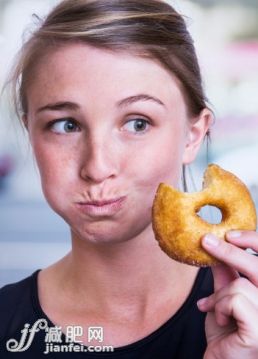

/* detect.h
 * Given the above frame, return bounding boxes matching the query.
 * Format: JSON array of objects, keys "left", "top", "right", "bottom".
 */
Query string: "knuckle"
[
  {"left": 215, "top": 293, "right": 244, "bottom": 312},
  {"left": 214, "top": 296, "right": 227, "bottom": 312},
  {"left": 220, "top": 240, "right": 234, "bottom": 257},
  {"left": 231, "top": 292, "right": 245, "bottom": 309},
  {"left": 231, "top": 277, "right": 249, "bottom": 291}
]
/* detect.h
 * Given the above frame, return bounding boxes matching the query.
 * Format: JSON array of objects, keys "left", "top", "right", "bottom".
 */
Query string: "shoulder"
[
  {"left": 0, "top": 272, "right": 38, "bottom": 305},
  {"left": 0, "top": 274, "right": 31, "bottom": 293},
  {"left": 0, "top": 271, "right": 40, "bottom": 342}
]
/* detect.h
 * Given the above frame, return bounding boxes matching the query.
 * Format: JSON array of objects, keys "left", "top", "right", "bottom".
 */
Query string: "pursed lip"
[
  {"left": 80, "top": 197, "right": 125, "bottom": 206},
  {"left": 76, "top": 196, "right": 126, "bottom": 216}
]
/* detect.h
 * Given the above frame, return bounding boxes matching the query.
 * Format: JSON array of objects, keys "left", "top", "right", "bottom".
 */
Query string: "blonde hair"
[{"left": 11, "top": 0, "right": 208, "bottom": 119}]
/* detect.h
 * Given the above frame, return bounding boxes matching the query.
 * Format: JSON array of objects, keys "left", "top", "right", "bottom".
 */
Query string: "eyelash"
[
  {"left": 123, "top": 117, "right": 151, "bottom": 134},
  {"left": 47, "top": 118, "right": 80, "bottom": 134},
  {"left": 46, "top": 116, "right": 152, "bottom": 135}
]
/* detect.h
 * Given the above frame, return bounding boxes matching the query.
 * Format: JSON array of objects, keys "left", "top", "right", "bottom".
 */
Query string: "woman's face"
[{"left": 25, "top": 43, "right": 208, "bottom": 244}]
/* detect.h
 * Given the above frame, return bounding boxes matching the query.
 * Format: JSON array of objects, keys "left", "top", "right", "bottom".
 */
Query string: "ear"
[
  {"left": 22, "top": 115, "right": 28, "bottom": 130},
  {"left": 182, "top": 108, "right": 213, "bottom": 164}
]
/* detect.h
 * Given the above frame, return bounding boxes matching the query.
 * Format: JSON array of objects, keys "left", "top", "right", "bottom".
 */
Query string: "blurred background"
[{"left": 0, "top": 0, "right": 258, "bottom": 287}]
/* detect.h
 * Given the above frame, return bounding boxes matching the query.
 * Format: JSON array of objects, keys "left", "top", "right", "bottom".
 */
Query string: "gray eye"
[
  {"left": 124, "top": 119, "right": 149, "bottom": 133},
  {"left": 51, "top": 119, "right": 79, "bottom": 133}
]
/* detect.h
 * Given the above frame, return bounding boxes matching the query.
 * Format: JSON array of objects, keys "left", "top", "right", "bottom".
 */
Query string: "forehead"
[{"left": 26, "top": 43, "right": 186, "bottom": 111}]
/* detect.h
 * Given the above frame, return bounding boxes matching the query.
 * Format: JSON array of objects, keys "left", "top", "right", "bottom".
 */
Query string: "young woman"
[{"left": 1, "top": 1, "right": 258, "bottom": 358}]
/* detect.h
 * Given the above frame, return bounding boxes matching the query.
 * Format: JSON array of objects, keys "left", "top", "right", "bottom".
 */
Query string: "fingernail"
[
  {"left": 203, "top": 234, "right": 219, "bottom": 247},
  {"left": 227, "top": 231, "right": 242, "bottom": 239},
  {"left": 197, "top": 298, "right": 208, "bottom": 308}
]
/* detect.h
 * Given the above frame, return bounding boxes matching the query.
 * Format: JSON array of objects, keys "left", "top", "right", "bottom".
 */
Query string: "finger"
[
  {"left": 197, "top": 277, "right": 258, "bottom": 313},
  {"left": 226, "top": 230, "right": 258, "bottom": 253},
  {"left": 212, "top": 263, "right": 239, "bottom": 292},
  {"left": 215, "top": 304, "right": 233, "bottom": 327},
  {"left": 202, "top": 234, "right": 258, "bottom": 286},
  {"left": 213, "top": 294, "right": 258, "bottom": 344}
]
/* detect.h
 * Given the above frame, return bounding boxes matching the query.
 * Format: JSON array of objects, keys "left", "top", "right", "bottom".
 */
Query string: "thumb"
[{"left": 201, "top": 234, "right": 239, "bottom": 290}]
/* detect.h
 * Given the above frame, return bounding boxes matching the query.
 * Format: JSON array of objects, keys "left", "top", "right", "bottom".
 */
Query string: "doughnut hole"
[{"left": 197, "top": 205, "right": 222, "bottom": 225}]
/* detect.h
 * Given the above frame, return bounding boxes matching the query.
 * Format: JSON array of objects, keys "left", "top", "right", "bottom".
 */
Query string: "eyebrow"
[
  {"left": 36, "top": 101, "right": 80, "bottom": 114},
  {"left": 36, "top": 94, "right": 166, "bottom": 114},
  {"left": 117, "top": 94, "right": 166, "bottom": 108}
]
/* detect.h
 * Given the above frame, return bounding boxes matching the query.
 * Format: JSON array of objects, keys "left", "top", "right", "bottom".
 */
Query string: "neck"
[{"left": 56, "top": 225, "right": 198, "bottom": 317}]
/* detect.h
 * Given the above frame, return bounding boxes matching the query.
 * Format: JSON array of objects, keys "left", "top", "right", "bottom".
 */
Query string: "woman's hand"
[{"left": 197, "top": 230, "right": 258, "bottom": 359}]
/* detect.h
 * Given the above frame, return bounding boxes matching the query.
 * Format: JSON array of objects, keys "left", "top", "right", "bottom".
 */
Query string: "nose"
[{"left": 79, "top": 134, "right": 119, "bottom": 184}]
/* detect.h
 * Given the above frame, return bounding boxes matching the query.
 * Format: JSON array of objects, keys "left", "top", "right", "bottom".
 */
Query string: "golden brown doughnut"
[{"left": 152, "top": 164, "right": 257, "bottom": 267}]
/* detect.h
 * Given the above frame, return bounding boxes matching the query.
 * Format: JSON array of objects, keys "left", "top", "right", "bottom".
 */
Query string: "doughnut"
[{"left": 152, "top": 164, "right": 257, "bottom": 267}]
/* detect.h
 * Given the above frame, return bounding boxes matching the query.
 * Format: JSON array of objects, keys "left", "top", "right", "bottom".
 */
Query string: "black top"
[{"left": 0, "top": 268, "right": 213, "bottom": 358}]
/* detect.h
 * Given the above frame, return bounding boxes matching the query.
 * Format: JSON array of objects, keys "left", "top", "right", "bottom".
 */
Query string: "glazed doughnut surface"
[{"left": 152, "top": 164, "right": 257, "bottom": 267}]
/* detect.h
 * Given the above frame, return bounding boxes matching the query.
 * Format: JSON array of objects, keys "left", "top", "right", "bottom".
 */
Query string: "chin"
[
  {"left": 71, "top": 218, "right": 151, "bottom": 246},
  {"left": 72, "top": 228, "right": 128, "bottom": 245}
]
